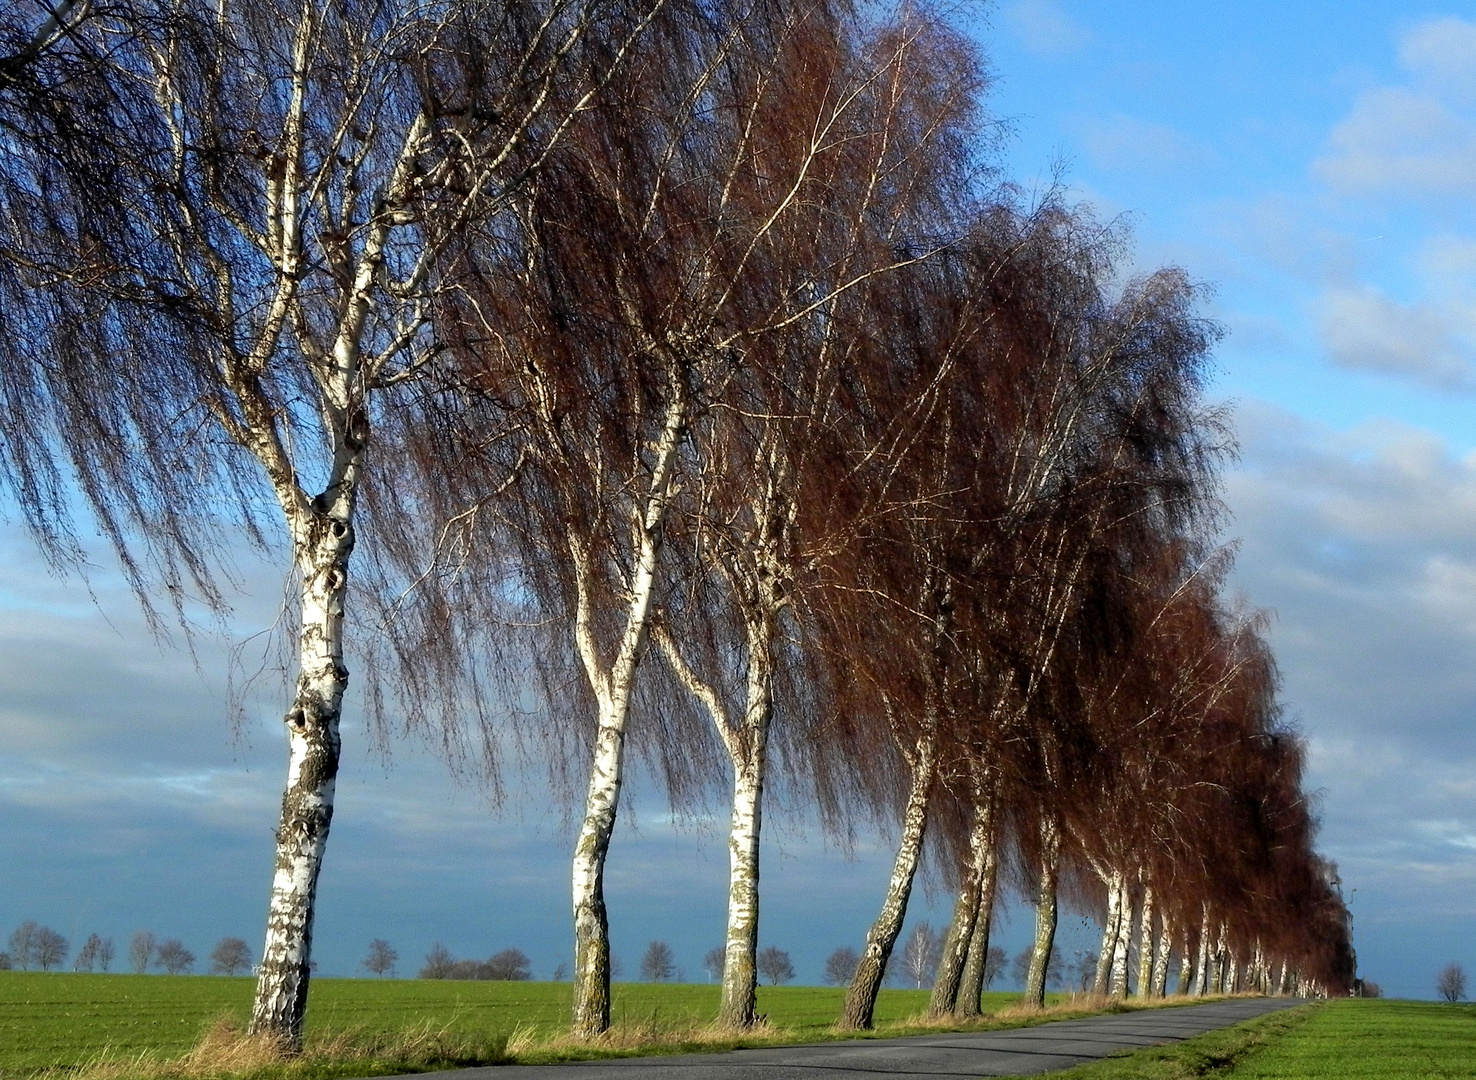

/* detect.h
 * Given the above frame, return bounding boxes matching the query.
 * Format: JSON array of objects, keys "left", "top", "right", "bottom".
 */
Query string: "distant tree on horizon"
[
  {"left": 899, "top": 923, "right": 941, "bottom": 989},
  {"left": 640, "top": 941, "right": 675, "bottom": 982},
  {"left": 484, "top": 949, "right": 532, "bottom": 981},
  {"left": 156, "top": 940, "right": 195, "bottom": 975},
  {"left": 210, "top": 938, "right": 251, "bottom": 976},
  {"left": 757, "top": 947, "right": 794, "bottom": 986},
  {"left": 982, "top": 946, "right": 1008, "bottom": 990},
  {"left": 702, "top": 947, "right": 725, "bottom": 983},
  {"left": 8, "top": 922, "right": 66, "bottom": 971},
  {"left": 824, "top": 947, "right": 860, "bottom": 987},
  {"left": 7, "top": 922, "right": 39, "bottom": 970},
  {"left": 1437, "top": 962, "right": 1466, "bottom": 1003},
  {"left": 363, "top": 939, "right": 397, "bottom": 978},
  {"left": 420, "top": 944, "right": 455, "bottom": 980},
  {"left": 128, "top": 931, "right": 155, "bottom": 974},
  {"left": 74, "top": 934, "right": 114, "bottom": 973}
]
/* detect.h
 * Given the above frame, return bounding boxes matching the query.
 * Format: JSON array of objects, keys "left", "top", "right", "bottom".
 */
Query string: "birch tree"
[
  {"left": 0, "top": 0, "right": 669, "bottom": 1046},
  {"left": 644, "top": 2, "right": 985, "bottom": 1030}
]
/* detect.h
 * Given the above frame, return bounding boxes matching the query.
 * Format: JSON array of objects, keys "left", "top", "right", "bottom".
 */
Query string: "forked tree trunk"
[
  {"left": 1134, "top": 883, "right": 1155, "bottom": 998},
  {"left": 953, "top": 833, "right": 1000, "bottom": 1017},
  {"left": 1151, "top": 911, "right": 1173, "bottom": 997},
  {"left": 1023, "top": 816, "right": 1060, "bottom": 1007},
  {"left": 929, "top": 791, "right": 994, "bottom": 1017},
  {"left": 1092, "top": 867, "right": 1124, "bottom": 995},
  {"left": 839, "top": 729, "right": 937, "bottom": 1030},
  {"left": 568, "top": 383, "right": 682, "bottom": 1038},
  {"left": 1108, "top": 876, "right": 1132, "bottom": 998},
  {"left": 654, "top": 547, "right": 782, "bottom": 1031},
  {"left": 249, "top": 506, "right": 355, "bottom": 1045}
]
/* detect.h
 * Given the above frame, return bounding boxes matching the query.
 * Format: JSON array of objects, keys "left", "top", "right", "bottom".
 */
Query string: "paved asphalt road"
[{"left": 417, "top": 997, "right": 1303, "bottom": 1080}]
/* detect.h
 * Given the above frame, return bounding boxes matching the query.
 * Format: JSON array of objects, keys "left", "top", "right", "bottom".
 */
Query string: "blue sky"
[{"left": 4, "top": 0, "right": 1476, "bottom": 1002}]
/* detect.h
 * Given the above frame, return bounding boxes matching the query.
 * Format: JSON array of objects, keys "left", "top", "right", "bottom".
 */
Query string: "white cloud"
[
  {"left": 1318, "top": 285, "right": 1476, "bottom": 389},
  {"left": 1082, "top": 114, "right": 1213, "bottom": 176},
  {"left": 1314, "top": 17, "right": 1476, "bottom": 197},
  {"left": 1399, "top": 17, "right": 1476, "bottom": 103},
  {"left": 1003, "top": 0, "right": 1090, "bottom": 59},
  {"left": 1225, "top": 409, "right": 1476, "bottom": 949},
  {"left": 1312, "top": 231, "right": 1476, "bottom": 390}
]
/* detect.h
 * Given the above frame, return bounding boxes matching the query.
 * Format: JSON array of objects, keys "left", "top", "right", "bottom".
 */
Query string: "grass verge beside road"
[
  {"left": 1054, "top": 998, "right": 1476, "bottom": 1080},
  {"left": 0, "top": 971, "right": 1196, "bottom": 1079}
]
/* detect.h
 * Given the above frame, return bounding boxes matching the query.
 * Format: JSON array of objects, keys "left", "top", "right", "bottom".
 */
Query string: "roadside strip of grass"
[
  {"left": 1224, "top": 998, "right": 1476, "bottom": 1079},
  {"left": 0, "top": 970, "right": 1245, "bottom": 1080},
  {"left": 1045, "top": 1001, "right": 1321, "bottom": 1080},
  {"left": 1047, "top": 997, "right": 1476, "bottom": 1080}
]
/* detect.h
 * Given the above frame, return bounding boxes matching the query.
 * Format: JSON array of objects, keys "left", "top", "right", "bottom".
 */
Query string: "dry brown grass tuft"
[
  {"left": 508, "top": 1013, "right": 777, "bottom": 1061},
  {"left": 39, "top": 992, "right": 1266, "bottom": 1080},
  {"left": 49, "top": 1014, "right": 512, "bottom": 1080}
]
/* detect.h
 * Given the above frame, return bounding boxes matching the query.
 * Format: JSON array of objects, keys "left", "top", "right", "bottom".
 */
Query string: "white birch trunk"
[
  {"left": 1177, "top": 929, "right": 1193, "bottom": 996},
  {"left": 717, "top": 611, "right": 774, "bottom": 1030},
  {"left": 1193, "top": 905, "right": 1212, "bottom": 996},
  {"left": 1093, "top": 867, "right": 1123, "bottom": 995},
  {"left": 1108, "top": 875, "right": 1132, "bottom": 998},
  {"left": 1213, "top": 923, "right": 1229, "bottom": 994},
  {"left": 1023, "top": 816, "right": 1060, "bottom": 1008},
  {"left": 570, "top": 694, "right": 627, "bottom": 1037},
  {"left": 568, "top": 376, "right": 683, "bottom": 1038},
  {"left": 954, "top": 830, "right": 1000, "bottom": 1017},
  {"left": 1134, "top": 884, "right": 1155, "bottom": 998},
  {"left": 930, "top": 791, "right": 994, "bottom": 1017},
  {"left": 1277, "top": 959, "right": 1290, "bottom": 996},
  {"left": 1151, "top": 911, "right": 1173, "bottom": 997},
  {"left": 249, "top": 506, "right": 354, "bottom": 1043},
  {"left": 840, "top": 728, "right": 936, "bottom": 1030}
]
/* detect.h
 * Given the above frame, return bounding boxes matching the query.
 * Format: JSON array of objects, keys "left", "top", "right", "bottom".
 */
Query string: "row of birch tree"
[{"left": 0, "top": 0, "right": 1352, "bottom": 1050}]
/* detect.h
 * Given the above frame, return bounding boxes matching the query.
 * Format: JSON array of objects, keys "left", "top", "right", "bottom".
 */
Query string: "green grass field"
[
  {"left": 1226, "top": 998, "right": 1476, "bottom": 1079},
  {"left": 1053, "top": 998, "right": 1476, "bottom": 1080},
  {"left": 0, "top": 971, "right": 1030, "bottom": 1076}
]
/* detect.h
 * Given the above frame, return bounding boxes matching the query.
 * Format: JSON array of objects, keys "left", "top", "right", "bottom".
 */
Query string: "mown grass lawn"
[{"left": 0, "top": 971, "right": 1037, "bottom": 1076}]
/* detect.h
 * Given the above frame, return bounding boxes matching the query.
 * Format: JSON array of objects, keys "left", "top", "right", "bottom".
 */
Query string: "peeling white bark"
[
  {"left": 1213, "top": 923, "right": 1229, "bottom": 994},
  {"left": 1093, "top": 866, "right": 1123, "bottom": 995},
  {"left": 249, "top": 507, "right": 354, "bottom": 1043},
  {"left": 930, "top": 791, "right": 994, "bottom": 1017},
  {"left": 1108, "top": 875, "right": 1131, "bottom": 998},
  {"left": 1193, "top": 905, "right": 1212, "bottom": 996},
  {"left": 1134, "top": 884, "right": 1155, "bottom": 998},
  {"left": 840, "top": 727, "right": 936, "bottom": 1029},
  {"left": 1151, "top": 911, "right": 1172, "bottom": 997},
  {"left": 1024, "top": 816, "right": 1060, "bottom": 1007},
  {"left": 1177, "top": 929, "right": 1193, "bottom": 996},
  {"left": 569, "top": 378, "right": 685, "bottom": 1038},
  {"left": 954, "top": 827, "right": 1000, "bottom": 1017}
]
